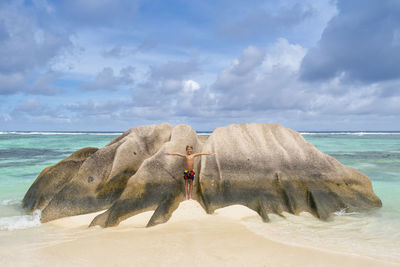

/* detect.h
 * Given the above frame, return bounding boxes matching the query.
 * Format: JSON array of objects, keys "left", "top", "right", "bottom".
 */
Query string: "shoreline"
[{"left": 1, "top": 200, "right": 398, "bottom": 267}]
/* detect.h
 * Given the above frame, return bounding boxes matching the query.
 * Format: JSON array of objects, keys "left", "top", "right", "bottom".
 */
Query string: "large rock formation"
[
  {"left": 23, "top": 123, "right": 174, "bottom": 222},
  {"left": 198, "top": 124, "right": 381, "bottom": 221},
  {"left": 22, "top": 123, "right": 382, "bottom": 227}
]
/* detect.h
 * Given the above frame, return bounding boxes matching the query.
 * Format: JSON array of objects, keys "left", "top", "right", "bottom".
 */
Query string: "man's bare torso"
[
  {"left": 184, "top": 155, "right": 195, "bottom": 170},
  {"left": 165, "top": 149, "right": 215, "bottom": 200},
  {"left": 165, "top": 150, "right": 215, "bottom": 171}
]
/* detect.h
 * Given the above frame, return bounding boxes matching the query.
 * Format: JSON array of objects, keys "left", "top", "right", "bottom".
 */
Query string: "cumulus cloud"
[
  {"left": 63, "top": 99, "right": 130, "bottom": 118},
  {"left": 133, "top": 78, "right": 205, "bottom": 108},
  {"left": 81, "top": 66, "right": 135, "bottom": 91},
  {"left": 125, "top": 37, "right": 400, "bottom": 129},
  {"left": 131, "top": 59, "right": 217, "bottom": 119},
  {"left": 10, "top": 98, "right": 59, "bottom": 118},
  {"left": 0, "top": 3, "right": 70, "bottom": 74},
  {"left": 3, "top": 98, "right": 71, "bottom": 130},
  {"left": 29, "top": 72, "right": 60, "bottom": 95},
  {"left": 149, "top": 60, "right": 199, "bottom": 81},
  {"left": 205, "top": 37, "right": 400, "bottom": 130},
  {"left": 0, "top": 71, "right": 60, "bottom": 96},
  {"left": 212, "top": 39, "right": 307, "bottom": 111},
  {"left": 0, "top": 1, "right": 71, "bottom": 95},
  {"left": 5, "top": 99, "right": 135, "bottom": 130},
  {"left": 300, "top": 0, "right": 400, "bottom": 82},
  {"left": 2, "top": 0, "right": 399, "bottom": 131},
  {"left": 183, "top": 80, "right": 200, "bottom": 93},
  {"left": 102, "top": 38, "right": 158, "bottom": 58},
  {"left": 131, "top": 59, "right": 200, "bottom": 106}
]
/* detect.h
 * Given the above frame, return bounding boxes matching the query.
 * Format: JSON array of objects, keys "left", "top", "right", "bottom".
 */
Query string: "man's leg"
[
  {"left": 189, "top": 180, "right": 193, "bottom": 199},
  {"left": 184, "top": 179, "right": 188, "bottom": 200}
]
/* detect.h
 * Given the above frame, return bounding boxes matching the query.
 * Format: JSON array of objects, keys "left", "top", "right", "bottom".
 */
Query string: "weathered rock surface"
[
  {"left": 90, "top": 124, "right": 204, "bottom": 227},
  {"left": 23, "top": 123, "right": 382, "bottom": 227},
  {"left": 24, "top": 123, "right": 173, "bottom": 222},
  {"left": 198, "top": 124, "right": 381, "bottom": 221},
  {"left": 22, "top": 147, "right": 98, "bottom": 211}
]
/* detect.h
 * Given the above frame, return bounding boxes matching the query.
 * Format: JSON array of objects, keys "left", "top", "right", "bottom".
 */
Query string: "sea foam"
[
  {"left": 0, "top": 131, "right": 122, "bottom": 135},
  {"left": 0, "top": 199, "right": 21, "bottom": 206},
  {"left": 0, "top": 210, "right": 41, "bottom": 231},
  {"left": 300, "top": 132, "right": 400, "bottom": 135}
]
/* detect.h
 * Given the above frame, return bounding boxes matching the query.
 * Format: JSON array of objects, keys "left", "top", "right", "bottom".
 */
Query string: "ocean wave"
[
  {"left": 197, "top": 132, "right": 212, "bottom": 136},
  {"left": 0, "top": 131, "right": 122, "bottom": 136},
  {"left": 301, "top": 132, "right": 400, "bottom": 135},
  {"left": 1, "top": 131, "right": 399, "bottom": 136},
  {"left": 0, "top": 210, "right": 41, "bottom": 231},
  {"left": 0, "top": 199, "right": 21, "bottom": 206},
  {"left": 0, "top": 131, "right": 214, "bottom": 136},
  {"left": 333, "top": 208, "right": 360, "bottom": 216}
]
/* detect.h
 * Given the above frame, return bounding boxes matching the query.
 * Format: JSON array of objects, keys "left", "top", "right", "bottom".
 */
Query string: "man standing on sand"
[{"left": 165, "top": 145, "right": 215, "bottom": 200}]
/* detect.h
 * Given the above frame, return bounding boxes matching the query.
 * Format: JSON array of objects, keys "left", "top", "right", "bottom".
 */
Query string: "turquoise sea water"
[
  {"left": 242, "top": 132, "right": 400, "bottom": 263},
  {"left": 0, "top": 131, "right": 399, "bottom": 262}
]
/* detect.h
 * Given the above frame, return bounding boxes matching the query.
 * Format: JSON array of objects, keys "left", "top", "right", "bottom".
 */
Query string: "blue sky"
[{"left": 1, "top": 0, "right": 399, "bottom": 131}]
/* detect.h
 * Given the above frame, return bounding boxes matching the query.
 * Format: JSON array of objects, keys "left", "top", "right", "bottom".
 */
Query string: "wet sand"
[{"left": 1, "top": 200, "right": 398, "bottom": 267}]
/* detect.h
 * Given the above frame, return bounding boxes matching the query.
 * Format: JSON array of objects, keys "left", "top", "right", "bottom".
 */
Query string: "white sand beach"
[{"left": 1, "top": 200, "right": 398, "bottom": 267}]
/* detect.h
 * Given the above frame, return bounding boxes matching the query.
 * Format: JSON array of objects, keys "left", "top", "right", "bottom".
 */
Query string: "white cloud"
[
  {"left": 81, "top": 66, "right": 135, "bottom": 91},
  {"left": 206, "top": 36, "right": 400, "bottom": 131},
  {"left": 0, "top": 1, "right": 71, "bottom": 95},
  {"left": 300, "top": 0, "right": 400, "bottom": 82},
  {"left": 183, "top": 80, "right": 200, "bottom": 93},
  {"left": 262, "top": 38, "right": 306, "bottom": 72},
  {"left": 2, "top": 0, "right": 400, "bottom": 131},
  {"left": 212, "top": 38, "right": 309, "bottom": 111}
]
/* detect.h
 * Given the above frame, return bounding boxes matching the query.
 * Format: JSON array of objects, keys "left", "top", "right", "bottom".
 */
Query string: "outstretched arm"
[
  {"left": 165, "top": 152, "right": 186, "bottom": 157},
  {"left": 192, "top": 152, "right": 216, "bottom": 158}
]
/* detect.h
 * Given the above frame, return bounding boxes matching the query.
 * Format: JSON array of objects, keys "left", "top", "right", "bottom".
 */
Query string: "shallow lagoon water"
[
  {"left": 247, "top": 132, "right": 400, "bottom": 263},
  {"left": 0, "top": 131, "right": 399, "bottom": 262}
]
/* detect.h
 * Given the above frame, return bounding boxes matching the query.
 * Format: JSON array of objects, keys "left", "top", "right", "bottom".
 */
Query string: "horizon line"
[{"left": 2, "top": 130, "right": 400, "bottom": 133}]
